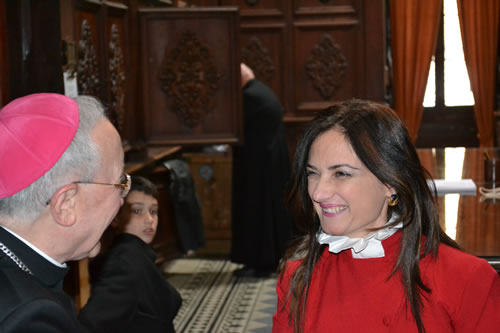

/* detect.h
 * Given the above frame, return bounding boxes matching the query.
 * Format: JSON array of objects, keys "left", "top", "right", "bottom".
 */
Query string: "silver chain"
[{"left": 0, "top": 241, "right": 33, "bottom": 275}]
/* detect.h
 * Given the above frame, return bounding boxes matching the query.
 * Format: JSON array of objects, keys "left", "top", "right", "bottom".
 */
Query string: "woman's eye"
[
  {"left": 306, "top": 170, "right": 316, "bottom": 177},
  {"left": 150, "top": 209, "right": 158, "bottom": 216},
  {"left": 133, "top": 209, "right": 142, "bottom": 215},
  {"left": 335, "top": 171, "right": 351, "bottom": 178}
]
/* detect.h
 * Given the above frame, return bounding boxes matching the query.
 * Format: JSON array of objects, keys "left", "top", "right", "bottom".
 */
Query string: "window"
[
  {"left": 416, "top": 0, "right": 478, "bottom": 148},
  {"left": 423, "top": 0, "right": 474, "bottom": 107}
]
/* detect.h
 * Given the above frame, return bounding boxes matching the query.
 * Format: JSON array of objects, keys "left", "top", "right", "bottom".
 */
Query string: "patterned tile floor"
[{"left": 164, "top": 258, "right": 277, "bottom": 333}]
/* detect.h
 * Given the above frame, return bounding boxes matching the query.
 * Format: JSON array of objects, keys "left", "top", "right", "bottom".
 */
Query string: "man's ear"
[{"left": 49, "top": 184, "right": 78, "bottom": 227}]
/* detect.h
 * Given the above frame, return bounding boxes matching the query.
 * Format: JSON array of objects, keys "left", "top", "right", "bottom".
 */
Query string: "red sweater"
[{"left": 273, "top": 232, "right": 500, "bottom": 332}]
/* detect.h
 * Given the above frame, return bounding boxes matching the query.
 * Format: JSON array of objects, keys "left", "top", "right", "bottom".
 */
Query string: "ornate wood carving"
[
  {"left": 305, "top": 34, "right": 347, "bottom": 100},
  {"left": 241, "top": 35, "right": 275, "bottom": 84},
  {"left": 157, "top": 31, "right": 221, "bottom": 128},
  {"left": 77, "top": 19, "right": 100, "bottom": 96},
  {"left": 108, "top": 24, "right": 126, "bottom": 133}
]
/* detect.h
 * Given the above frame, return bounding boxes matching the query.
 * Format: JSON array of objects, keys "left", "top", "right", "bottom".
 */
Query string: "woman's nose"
[{"left": 310, "top": 178, "right": 329, "bottom": 202}]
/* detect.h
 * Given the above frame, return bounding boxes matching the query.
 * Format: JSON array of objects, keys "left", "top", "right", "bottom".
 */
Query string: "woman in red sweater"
[{"left": 273, "top": 99, "right": 500, "bottom": 332}]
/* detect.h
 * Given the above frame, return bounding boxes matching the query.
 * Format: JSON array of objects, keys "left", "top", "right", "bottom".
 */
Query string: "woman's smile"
[{"left": 320, "top": 204, "right": 347, "bottom": 217}]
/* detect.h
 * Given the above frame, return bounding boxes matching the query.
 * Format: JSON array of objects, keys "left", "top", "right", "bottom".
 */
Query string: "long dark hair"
[{"left": 279, "top": 99, "right": 459, "bottom": 333}]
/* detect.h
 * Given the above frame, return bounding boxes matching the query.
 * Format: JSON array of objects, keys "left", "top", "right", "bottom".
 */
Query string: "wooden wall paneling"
[
  {"left": 232, "top": 0, "right": 288, "bottom": 115},
  {"left": 139, "top": 8, "right": 243, "bottom": 146},
  {"left": 74, "top": 0, "right": 105, "bottom": 100},
  {"left": 183, "top": 152, "right": 233, "bottom": 256},
  {"left": 103, "top": 2, "right": 131, "bottom": 143},
  {"left": 219, "top": 0, "right": 285, "bottom": 17},
  {"left": 361, "top": 0, "right": 384, "bottom": 100},
  {"left": 283, "top": 117, "right": 310, "bottom": 159},
  {"left": 125, "top": 0, "right": 143, "bottom": 145},
  {"left": 291, "top": 0, "right": 385, "bottom": 116},
  {"left": 70, "top": 1, "right": 134, "bottom": 144},
  {"left": 240, "top": 24, "right": 287, "bottom": 112},
  {"left": 294, "top": 0, "right": 355, "bottom": 14},
  {"left": 293, "top": 22, "right": 359, "bottom": 114},
  {"left": 292, "top": 0, "right": 361, "bottom": 116},
  {"left": 416, "top": 106, "right": 479, "bottom": 148}
]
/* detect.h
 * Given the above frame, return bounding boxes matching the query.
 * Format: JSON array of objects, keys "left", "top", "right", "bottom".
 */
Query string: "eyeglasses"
[{"left": 73, "top": 172, "right": 131, "bottom": 198}]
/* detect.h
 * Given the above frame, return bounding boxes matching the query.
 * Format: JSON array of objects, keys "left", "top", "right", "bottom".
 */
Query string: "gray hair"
[{"left": 0, "top": 95, "right": 107, "bottom": 223}]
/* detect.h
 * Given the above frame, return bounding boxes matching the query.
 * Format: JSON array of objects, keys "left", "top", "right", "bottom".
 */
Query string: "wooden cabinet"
[{"left": 138, "top": 8, "right": 243, "bottom": 146}]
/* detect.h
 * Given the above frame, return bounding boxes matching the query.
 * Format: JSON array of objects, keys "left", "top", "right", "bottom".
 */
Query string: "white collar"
[
  {"left": 0, "top": 226, "right": 67, "bottom": 268},
  {"left": 317, "top": 215, "right": 402, "bottom": 259}
]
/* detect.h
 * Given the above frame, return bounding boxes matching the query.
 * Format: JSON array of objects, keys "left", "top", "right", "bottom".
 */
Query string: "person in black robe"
[
  {"left": 0, "top": 94, "right": 126, "bottom": 333},
  {"left": 79, "top": 176, "right": 182, "bottom": 333},
  {"left": 230, "top": 63, "right": 294, "bottom": 277},
  {"left": 0, "top": 226, "right": 82, "bottom": 332}
]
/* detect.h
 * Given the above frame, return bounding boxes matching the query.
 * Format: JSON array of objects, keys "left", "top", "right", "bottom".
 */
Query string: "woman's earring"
[{"left": 388, "top": 194, "right": 399, "bottom": 207}]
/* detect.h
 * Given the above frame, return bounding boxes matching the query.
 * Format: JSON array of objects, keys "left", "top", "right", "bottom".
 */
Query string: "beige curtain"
[
  {"left": 390, "top": 0, "right": 443, "bottom": 143},
  {"left": 457, "top": 0, "right": 500, "bottom": 147}
]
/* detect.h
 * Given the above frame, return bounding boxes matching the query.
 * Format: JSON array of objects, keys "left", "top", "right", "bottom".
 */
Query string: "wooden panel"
[
  {"left": 139, "top": 8, "right": 243, "bottom": 145},
  {"left": 74, "top": 0, "right": 104, "bottom": 99},
  {"left": 103, "top": 2, "right": 130, "bottom": 139},
  {"left": 240, "top": 24, "right": 287, "bottom": 111},
  {"left": 416, "top": 107, "right": 479, "bottom": 148},
  {"left": 223, "top": 0, "right": 292, "bottom": 116},
  {"left": 218, "top": 0, "right": 385, "bottom": 121},
  {"left": 219, "top": 0, "right": 286, "bottom": 17},
  {"left": 294, "top": 0, "right": 356, "bottom": 16},
  {"left": 65, "top": 1, "right": 134, "bottom": 144},
  {"left": 361, "top": 0, "right": 385, "bottom": 100},
  {"left": 183, "top": 152, "right": 232, "bottom": 256},
  {"left": 283, "top": 117, "right": 310, "bottom": 159},
  {"left": 290, "top": 0, "right": 385, "bottom": 116},
  {"left": 293, "top": 22, "right": 360, "bottom": 114}
]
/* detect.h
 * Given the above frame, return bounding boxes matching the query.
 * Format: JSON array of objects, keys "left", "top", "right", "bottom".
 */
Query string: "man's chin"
[{"left": 87, "top": 242, "right": 102, "bottom": 258}]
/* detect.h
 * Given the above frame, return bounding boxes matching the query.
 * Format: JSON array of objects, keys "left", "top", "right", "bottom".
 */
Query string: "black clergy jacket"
[
  {"left": 230, "top": 79, "right": 294, "bottom": 272},
  {"left": 0, "top": 226, "right": 83, "bottom": 332},
  {"left": 79, "top": 233, "right": 182, "bottom": 333}
]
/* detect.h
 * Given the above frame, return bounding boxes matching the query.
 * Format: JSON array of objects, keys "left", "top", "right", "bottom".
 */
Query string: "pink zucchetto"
[{"left": 0, "top": 93, "right": 79, "bottom": 198}]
